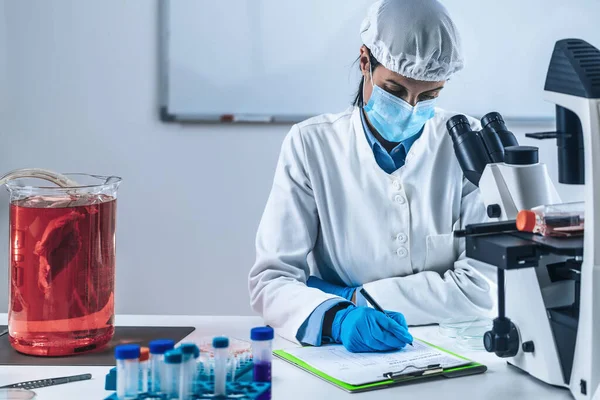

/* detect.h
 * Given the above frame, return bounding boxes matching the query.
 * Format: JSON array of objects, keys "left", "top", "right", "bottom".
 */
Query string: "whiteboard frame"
[
  {"left": 157, "top": 0, "right": 554, "bottom": 125},
  {"left": 158, "top": 0, "right": 314, "bottom": 124}
]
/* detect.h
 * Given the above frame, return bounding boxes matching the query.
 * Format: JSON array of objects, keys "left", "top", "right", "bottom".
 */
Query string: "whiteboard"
[{"left": 160, "top": 0, "right": 600, "bottom": 122}]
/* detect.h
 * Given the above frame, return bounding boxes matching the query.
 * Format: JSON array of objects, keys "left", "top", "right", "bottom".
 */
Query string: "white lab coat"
[{"left": 249, "top": 106, "right": 497, "bottom": 343}]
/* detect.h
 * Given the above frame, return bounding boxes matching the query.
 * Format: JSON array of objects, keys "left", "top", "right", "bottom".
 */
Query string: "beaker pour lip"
[{"left": 5, "top": 173, "right": 122, "bottom": 190}]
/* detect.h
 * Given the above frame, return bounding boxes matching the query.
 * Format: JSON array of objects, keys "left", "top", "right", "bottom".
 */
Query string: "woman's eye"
[
  {"left": 419, "top": 94, "right": 437, "bottom": 101},
  {"left": 384, "top": 86, "right": 405, "bottom": 97}
]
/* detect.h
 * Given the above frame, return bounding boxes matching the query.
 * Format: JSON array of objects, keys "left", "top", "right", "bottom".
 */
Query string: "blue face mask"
[{"left": 363, "top": 78, "right": 436, "bottom": 143}]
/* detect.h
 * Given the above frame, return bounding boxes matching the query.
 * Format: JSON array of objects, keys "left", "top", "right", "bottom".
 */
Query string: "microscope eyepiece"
[
  {"left": 447, "top": 114, "right": 491, "bottom": 187},
  {"left": 446, "top": 114, "right": 471, "bottom": 136},
  {"left": 479, "top": 112, "right": 519, "bottom": 162},
  {"left": 481, "top": 112, "right": 505, "bottom": 128}
]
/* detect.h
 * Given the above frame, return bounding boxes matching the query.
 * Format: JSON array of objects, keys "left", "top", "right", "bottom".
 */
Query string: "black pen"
[{"left": 359, "top": 288, "right": 413, "bottom": 347}]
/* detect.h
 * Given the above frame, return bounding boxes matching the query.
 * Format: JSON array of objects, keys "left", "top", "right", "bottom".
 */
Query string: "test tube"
[
  {"left": 164, "top": 349, "right": 183, "bottom": 399},
  {"left": 191, "top": 347, "right": 201, "bottom": 394},
  {"left": 213, "top": 337, "right": 229, "bottom": 397},
  {"left": 115, "top": 344, "right": 141, "bottom": 400},
  {"left": 139, "top": 347, "right": 150, "bottom": 393},
  {"left": 229, "top": 357, "right": 236, "bottom": 382},
  {"left": 179, "top": 343, "right": 200, "bottom": 399},
  {"left": 251, "top": 326, "right": 274, "bottom": 400},
  {"left": 209, "top": 356, "right": 215, "bottom": 377},
  {"left": 149, "top": 339, "right": 175, "bottom": 394}
]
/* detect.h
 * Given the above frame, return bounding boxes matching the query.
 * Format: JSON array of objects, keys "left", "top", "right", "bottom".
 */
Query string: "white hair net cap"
[{"left": 360, "top": 0, "right": 463, "bottom": 81}]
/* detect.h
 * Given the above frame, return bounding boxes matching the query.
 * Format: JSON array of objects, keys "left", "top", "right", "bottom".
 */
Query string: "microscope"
[{"left": 447, "top": 39, "right": 600, "bottom": 399}]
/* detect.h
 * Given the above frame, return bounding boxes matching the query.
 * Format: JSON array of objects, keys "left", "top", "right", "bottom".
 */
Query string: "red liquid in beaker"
[{"left": 8, "top": 196, "right": 116, "bottom": 356}]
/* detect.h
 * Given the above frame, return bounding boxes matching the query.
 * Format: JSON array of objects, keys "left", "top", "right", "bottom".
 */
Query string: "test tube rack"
[
  {"left": 104, "top": 381, "right": 270, "bottom": 400},
  {"left": 104, "top": 358, "right": 270, "bottom": 399}
]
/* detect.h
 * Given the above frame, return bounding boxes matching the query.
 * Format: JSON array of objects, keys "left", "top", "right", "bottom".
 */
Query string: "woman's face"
[{"left": 359, "top": 45, "right": 446, "bottom": 107}]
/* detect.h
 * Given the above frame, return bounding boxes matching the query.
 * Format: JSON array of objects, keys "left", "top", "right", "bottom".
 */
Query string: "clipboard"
[{"left": 273, "top": 339, "right": 487, "bottom": 393}]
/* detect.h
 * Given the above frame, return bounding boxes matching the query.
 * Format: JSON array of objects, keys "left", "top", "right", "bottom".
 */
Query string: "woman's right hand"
[{"left": 331, "top": 305, "right": 413, "bottom": 353}]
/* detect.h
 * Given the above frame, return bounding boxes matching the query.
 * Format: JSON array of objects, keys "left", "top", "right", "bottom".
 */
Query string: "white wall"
[
  {"left": 0, "top": 0, "right": 584, "bottom": 316},
  {"left": 0, "top": 1, "right": 6, "bottom": 121},
  {"left": 0, "top": 0, "right": 288, "bottom": 316},
  {"left": 0, "top": 1, "right": 9, "bottom": 312}
]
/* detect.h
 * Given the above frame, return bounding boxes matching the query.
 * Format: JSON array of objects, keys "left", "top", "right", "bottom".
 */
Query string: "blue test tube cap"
[
  {"left": 115, "top": 344, "right": 141, "bottom": 360},
  {"left": 180, "top": 343, "right": 200, "bottom": 358},
  {"left": 149, "top": 339, "right": 175, "bottom": 355},
  {"left": 164, "top": 349, "right": 183, "bottom": 364},
  {"left": 251, "top": 326, "right": 274, "bottom": 341},
  {"left": 213, "top": 336, "right": 229, "bottom": 349}
]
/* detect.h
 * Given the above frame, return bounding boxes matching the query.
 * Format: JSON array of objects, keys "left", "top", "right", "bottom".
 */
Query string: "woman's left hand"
[{"left": 306, "top": 276, "right": 357, "bottom": 302}]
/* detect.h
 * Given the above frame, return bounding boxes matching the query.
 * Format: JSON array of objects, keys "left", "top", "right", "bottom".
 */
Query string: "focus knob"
[
  {"left": 522, "top": 341, "right": 535, "bottom": 353},
  {"left": 487, "top": 204, "right": 502, "bottom": 218},
  {"left": 484, "top": 318, "right": 520, "bottom": 358}
]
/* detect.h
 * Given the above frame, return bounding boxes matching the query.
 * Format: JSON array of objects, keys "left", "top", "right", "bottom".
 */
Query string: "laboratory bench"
[{"left": 0, "top": 314, "right": 572, "bottom": 400}]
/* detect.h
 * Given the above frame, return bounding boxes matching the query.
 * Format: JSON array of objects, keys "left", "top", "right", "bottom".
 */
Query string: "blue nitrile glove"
[
  {"left": 331, "top": 305, "right": 413, "bottom": 353},
  {"left": 386, "top": 311, "right": 408, "bottom": 330},
  {"left": 307, "top": 276, "right": 357, "bottom": 302}
]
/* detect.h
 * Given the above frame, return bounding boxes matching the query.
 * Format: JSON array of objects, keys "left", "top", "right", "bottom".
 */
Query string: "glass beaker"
[{"left": 5, "top": 173, "right": 121, "bottom": 356}]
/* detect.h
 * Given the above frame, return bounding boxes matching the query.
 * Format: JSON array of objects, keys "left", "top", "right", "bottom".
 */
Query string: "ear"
[{"left": 359, "top": 45, "right": 371, "bottom": 78}]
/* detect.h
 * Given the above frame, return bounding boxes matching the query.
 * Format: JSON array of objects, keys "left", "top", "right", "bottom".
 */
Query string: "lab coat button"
[
  {"left": 396, "top": 233, "right": 408, "bottom": 243},
  {"left": 392, "top": 181, "right": 401, "bottom": 190},
  {"left": 394, "top": 195, "right": 406, "bottom": 204},
  {"left": 396, "top": 247, "right": 408, "bottom": 258}
]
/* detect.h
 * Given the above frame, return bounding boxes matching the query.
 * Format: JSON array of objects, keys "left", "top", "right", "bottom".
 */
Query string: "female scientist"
[{"left": 249, "top": 0, "right": 496, "bottom": 353}]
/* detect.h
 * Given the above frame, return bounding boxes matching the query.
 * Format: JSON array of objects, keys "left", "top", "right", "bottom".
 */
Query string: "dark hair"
[{"left": 353, "top": 51, "right": 381, "bottom": 107}]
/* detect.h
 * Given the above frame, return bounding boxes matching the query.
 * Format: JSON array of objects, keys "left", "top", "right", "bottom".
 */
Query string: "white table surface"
[{"left": 0, "top": 314, "right": 573, "bottom": 400}]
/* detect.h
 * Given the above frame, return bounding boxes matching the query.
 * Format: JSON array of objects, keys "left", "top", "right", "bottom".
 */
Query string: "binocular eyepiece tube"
[{"left": 446, "top": 112, "right": 520, "bottom": 187}]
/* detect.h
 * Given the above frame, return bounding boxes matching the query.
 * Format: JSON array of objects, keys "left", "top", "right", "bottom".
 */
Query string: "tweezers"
[{"left": 0, "top": 373, "right": 92, "bottom": 390}]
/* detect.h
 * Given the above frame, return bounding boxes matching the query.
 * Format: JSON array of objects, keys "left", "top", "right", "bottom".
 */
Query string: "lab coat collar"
[{"left": 352, "top": 106, "right": 429, "bottom": 177}]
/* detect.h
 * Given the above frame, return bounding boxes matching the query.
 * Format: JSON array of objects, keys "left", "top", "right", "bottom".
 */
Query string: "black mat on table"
[{"left": 0, "top": 325, "right": 195, "bottom": 366}]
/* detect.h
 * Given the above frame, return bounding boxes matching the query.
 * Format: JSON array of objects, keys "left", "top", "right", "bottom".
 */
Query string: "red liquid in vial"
[{"left": 8, "top": 195, "right": 117, "bottom": 356}]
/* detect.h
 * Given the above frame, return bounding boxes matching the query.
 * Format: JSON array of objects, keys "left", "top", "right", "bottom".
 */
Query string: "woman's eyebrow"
[
  {"left": 384, "top": 80, "right": 444, "bottom": 94},
  {"left": 421, "top": 86, "right": 445, "bottom": 94},
  {"left": 384, "top": 79, "right": 408, "bottom": 90}
]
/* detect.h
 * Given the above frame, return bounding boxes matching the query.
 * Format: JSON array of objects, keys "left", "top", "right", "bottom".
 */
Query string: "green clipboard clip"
[{"left": 384, "top": 363, "right": 445, "bottom": 380}]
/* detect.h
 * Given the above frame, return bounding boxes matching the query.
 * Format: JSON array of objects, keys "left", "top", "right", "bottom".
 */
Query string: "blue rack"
[
  {"left": 105, "top": 359, "right": 270, "bottom": 399},
  {"left": 104, "top": 381, "right": 270, "bottom": 399}
]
